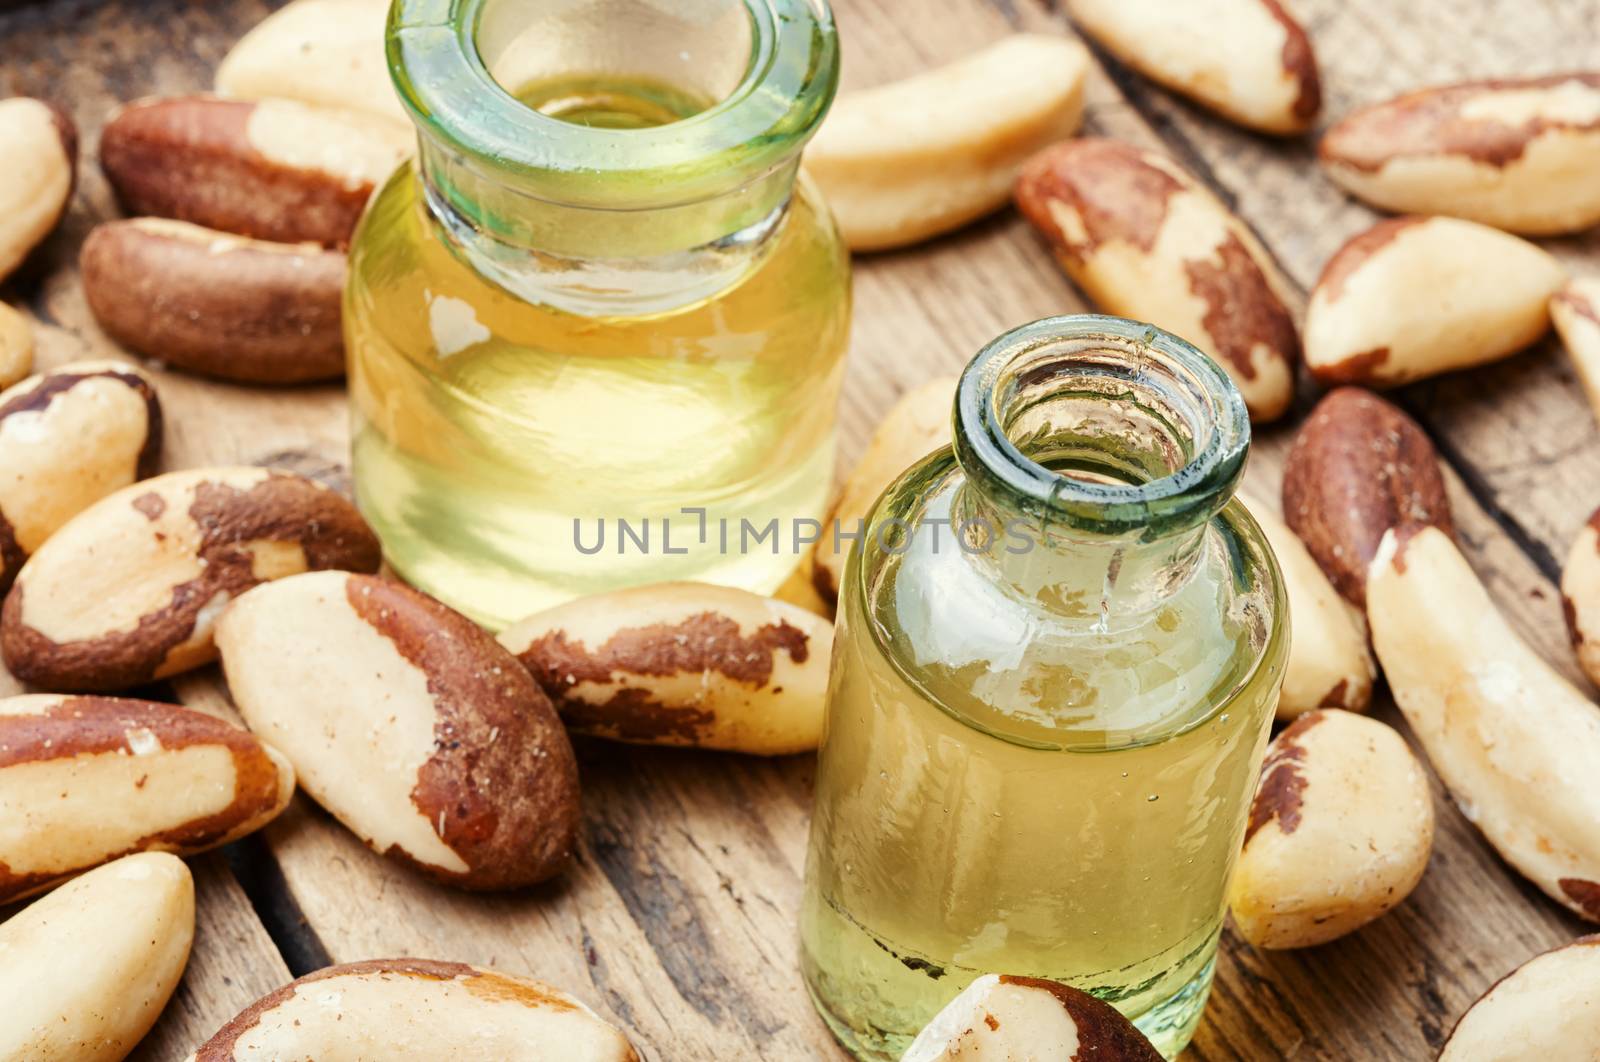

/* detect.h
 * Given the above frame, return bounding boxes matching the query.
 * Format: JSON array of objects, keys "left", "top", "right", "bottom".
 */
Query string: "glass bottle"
[
  {"left": 800, "top": 315, "right": 1287, "bottom": 1060},
  {"left": 346, "top": 0, "right": 850, "bottom": 628}
]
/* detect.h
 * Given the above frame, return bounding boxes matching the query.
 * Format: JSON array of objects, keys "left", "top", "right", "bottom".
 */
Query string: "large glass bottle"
[
  {"left": 800, "top": 316, "right": 1287, "bottom": 1059},
  {"left": 346, "top": 0, "right": 849, "bottom": 628}
]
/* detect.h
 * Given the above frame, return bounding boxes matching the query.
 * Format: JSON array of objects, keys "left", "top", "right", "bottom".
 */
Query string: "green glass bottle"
[
  {"left": 345, "top": 0, "right": 849, "bottom": 628},
  {"left": 801, "top": 315, "right": 1288, "bottom": 1059}
]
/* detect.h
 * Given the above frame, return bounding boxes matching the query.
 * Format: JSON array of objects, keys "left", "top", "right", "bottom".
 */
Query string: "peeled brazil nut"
[
  {"left": 0, "top": 466, "right": 381, "bottom": 693},
  {"left": 903, "top": 972, "right": 1163, "bottom": 1062},
  {"left": 1241, "top": 495, "right": 1374, "bottom": 718},
  {"left": 1321, "top": 74, "right": 1600, "bottom": 236},
  {"left": 1064, "top": 0, "right": 1319, "bottom": 135},
  {"left": 0, "top": 359, "right": 162, "bottom": 596},
  {"left": 216, "top": 571, "right": 580, "bottom": 890},
  {"left": 805, "top": 34, "right": 1089, "bottom": 252},
  {"left": 1440, "top": 935, "right": 1600, "bottom": 1061},
  {"left": 1370, "top": 525, "right": 1600, "bottom": 923},
  {"left": 500, "top": 582, "right": 834, "bottom": 755},
  {"left": 1228, "top": 709, "right": 1433, "bottom": 949},
  {"left": 0, "top": 301, "right": 32, "bottom": 387},
  {"left": 0, "top": 97, "right": 76, "bottom": 284},
  {"left": 0, "top": 853, "right": 193, "bottom": 1062},
  {"left": 184, "top": 959, "right": 639, "bottom": 1061},
  {"left": 1304, "top": 215, "right": 1566, "bottom": 387},
  {"left": 1561, "top": 505, "right": 1600, "bottom": 688},
  {"left": 1552, "top": 278, "right": 1600, "bottom": 424},
  {"left": 81, "top": 218, "right": 346, "bottom": 384},
  {"left": 215, "top": 0, "right": 404, "bottom": 125},
  {"left": 1016, "top": 138, "right": 1297, "bottom": 422},
  {"left": 1282, "top": 387, "right": 1453, "bottom": 608},
  {"left": 0, "top": 693, "right": 293, "bottom": 904},
  {"left": 101, "top": 95, "right": 412, "bottom": 249},
  {"left": 814, "top": 375, "right": 957, "bottom": 603}
]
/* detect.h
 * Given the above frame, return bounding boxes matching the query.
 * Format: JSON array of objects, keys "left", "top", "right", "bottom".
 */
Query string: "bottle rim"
[
  {"left": 387, "top": 0, "right": 839, "bottom": 211},
  {"left": 954, "top": 314, "right": 1252, "bottom": 538}
]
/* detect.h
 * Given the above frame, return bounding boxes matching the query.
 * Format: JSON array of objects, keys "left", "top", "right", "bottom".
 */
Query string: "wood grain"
[{"left": 2, "top": 0, "right": 1599, "bottom": 1058}]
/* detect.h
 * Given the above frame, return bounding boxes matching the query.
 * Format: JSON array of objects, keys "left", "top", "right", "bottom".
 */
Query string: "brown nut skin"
[
  {"left": 0, "top": 466, "right": 381, "bottom": 693},
  {"left": 80, "top": 218, "right": 346, "bottom": 384},
  {"left": 0, "top": 360, "right": 163, "bottom": 596},
  {"left": 1440, "top": 935, "right": 1600, "bottom": 1060},
  {"left": 0, "top": 693, "right": 294, "bottom": 905},
  {"left": 1228, "top": 709, "right": 1433, "bottom": 949},
  {"left": 217, "top": 572, "right": 581, "bottom": 890},
  {"left": 902, "top": 972, "right": 1163, "bottom": 1062},
  {"left": 499, "top": 582, "right": 834, "bottom": 756},
  {"left": 1303, "top": 215, "right": 1565, "bottom": 388},
  {"left": 1064, "top": 0, "right": 1319, "bottom": 135},
  {"left": 185, "top": 959, "right": 640, "bottom": 1062},
  {"left": 0, "top": 97, "right": 77, "bottom": 284},
  {"left": 1016, "top": 138, "right": 1298, "bottom": 422},
  {"left": 1282, "top": 387, "right": 1453, "bottom": 607},
  {"left": 100, "top": 95, "right": 411, "bottom": 249},
  {"left": 1321, "top": 74, "right": 1600, "bottom": 236}
]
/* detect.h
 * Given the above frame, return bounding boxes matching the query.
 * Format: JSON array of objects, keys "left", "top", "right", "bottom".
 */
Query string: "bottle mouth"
[
  {"left": 388, "top": 0, "right": 839, "bottom": 212},
  {"left": 955, "top": 315, "right": 1250, "bottom": 539}
]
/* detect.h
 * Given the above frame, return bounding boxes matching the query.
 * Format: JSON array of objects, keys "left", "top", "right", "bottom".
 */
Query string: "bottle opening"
[
  {"left": 389, "top": 0, "right": 838, "bottom": 306},
  {"left": 474, "top": 0, "right": 753, "bottom": 128},
  {"left": 955, "top": 315, "right": 1250, "bottom": 540},
  {"left": 390, "top": 0, "right": 838, "bottom": 211}
]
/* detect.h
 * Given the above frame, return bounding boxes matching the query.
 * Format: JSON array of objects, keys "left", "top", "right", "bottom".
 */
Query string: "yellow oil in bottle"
[
  {"left": 800, "top": 475, "right": 1282, "bottom": 1059},
  {"left": 344, "top": 76, "right": 851, "bottom": 628}
]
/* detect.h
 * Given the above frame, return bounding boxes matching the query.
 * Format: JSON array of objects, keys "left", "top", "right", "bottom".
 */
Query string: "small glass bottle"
[
  {"left": 800, "top": 315, "right": 1287, "bottom": 1059},
  {"left": 346, "top": 0, "right": 850, "bottom": 628}
]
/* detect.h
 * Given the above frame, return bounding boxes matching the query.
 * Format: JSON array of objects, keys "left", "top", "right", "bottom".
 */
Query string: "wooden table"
[{"left": 3, "top": 0, "right": 1598, "bottom": 1057}]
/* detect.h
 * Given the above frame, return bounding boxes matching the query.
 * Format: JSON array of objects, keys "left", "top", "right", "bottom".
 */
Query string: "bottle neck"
[
  {"left": 389, "top": 0, "right": 838, "bottom": 315},
  {"left": 955, "top": 486, "right": 1207, "bottom": 626},
  {"left": 417, "top": 140, "right": 799, "bottom": 314},
  {"left": 950, "top": 315, "right": 1250, "bottom": 627}
]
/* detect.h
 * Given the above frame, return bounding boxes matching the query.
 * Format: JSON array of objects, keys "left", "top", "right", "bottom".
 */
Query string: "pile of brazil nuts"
[
  {"left": 4, "top": 0, "right": 1600, "bottom": 1055},
  {"left": 83, "top": 94, "right": 408, "bottom": 383},
  {"left": 0, "top": 366, "right": 829, "bottom": 1054}
]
